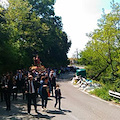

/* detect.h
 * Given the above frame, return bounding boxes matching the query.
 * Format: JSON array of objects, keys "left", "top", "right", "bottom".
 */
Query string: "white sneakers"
[
  {"left": 42, "top": 108, "right": 44, "bottom": 112},
  {"left": 42, "top": 108, "right": 48, "bottom": 112},
  {"left": 44, "top": 108, "right": 48, "bottom": 112}
]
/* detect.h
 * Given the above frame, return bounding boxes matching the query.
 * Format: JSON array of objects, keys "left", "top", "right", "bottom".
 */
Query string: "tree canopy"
[{"left": 0, "top": 0, "right": 71, "bottom": 74}]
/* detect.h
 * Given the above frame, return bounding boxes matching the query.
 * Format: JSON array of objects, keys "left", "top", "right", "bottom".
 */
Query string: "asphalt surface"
[{"left": 0, "top": 72, "right": 120, "bottom": 120}]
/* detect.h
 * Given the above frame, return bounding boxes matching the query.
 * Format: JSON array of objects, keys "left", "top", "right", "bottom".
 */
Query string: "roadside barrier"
[{"left": 109, "top": 90, "right": 120, "bottom": 99}]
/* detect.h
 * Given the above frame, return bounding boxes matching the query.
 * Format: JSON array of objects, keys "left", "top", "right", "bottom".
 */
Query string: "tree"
[
  {"left": 28, "top": 0, "right": 55, "bottom": 17},
  {"left": 28, "top": 0, "right": 71, "bottom": 67},
  {"left": 0, "top": 5, "right": 20, "bottom": 73},
  {"left": 79, "top": 1, "right": 120, "bottom": 82},
  {"left": 0, "top": 0, "right": 71, "bottom": 74}
]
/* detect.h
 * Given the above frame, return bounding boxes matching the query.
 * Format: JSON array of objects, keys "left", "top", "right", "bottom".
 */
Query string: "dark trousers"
[
  {"left": 42, "top": 97, "right": 48, "bottom": 108},
  {"left": 54, "top": 97, "right": 61, "bottom": 109},
  {"left": 4, "top": 92, "right": 11, "bottom": 110},
  {"left": 51, "top": 84, "right": 56, "bottom": 96},
  {"left": 22, "top": 89, "right": 26, "bottom": 100},
  {"left": 17, "top": 81, "right": 22, "bottom": 93},
  {"left": 0, "top": 90, "right": 4, "bottom": 101},
  {"left": 23, "top": 91, "right": 27, "bottom": 100},
  {"left": 27, "top": 93, "right": 37, "bottom": 113}
]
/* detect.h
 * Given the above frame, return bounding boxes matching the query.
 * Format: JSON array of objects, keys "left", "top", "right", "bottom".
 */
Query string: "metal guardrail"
[{"left": 109, "top": 90, "right": 120, "bottom": 99}]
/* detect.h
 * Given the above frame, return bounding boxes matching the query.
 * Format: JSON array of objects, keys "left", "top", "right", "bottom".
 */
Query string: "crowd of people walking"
[{"left": 0, "top": 68, "right": 62, "bottom": 114}]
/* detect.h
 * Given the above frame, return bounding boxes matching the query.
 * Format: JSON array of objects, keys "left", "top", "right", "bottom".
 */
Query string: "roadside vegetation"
[
  {"left": 89, "top": 80, "right": 120, "bottom": 103},
  {"left": 77, "top": 0, "right": 120, "bottom": 103}
]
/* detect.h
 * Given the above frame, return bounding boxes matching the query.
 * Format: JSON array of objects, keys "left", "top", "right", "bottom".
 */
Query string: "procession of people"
[{"left": 0, "top": 55, "right": 62, "bottom": 114}]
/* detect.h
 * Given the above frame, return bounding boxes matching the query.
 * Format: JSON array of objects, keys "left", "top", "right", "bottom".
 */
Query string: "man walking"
[
  {"left": 25, "top": 75, "right": 38, "bottom": 114},
  {"left": 4, "top": 74, "right": 13, "bottom": 111},
  {"left": 54, "top": 84, "right": 61, "bottom": 110}
]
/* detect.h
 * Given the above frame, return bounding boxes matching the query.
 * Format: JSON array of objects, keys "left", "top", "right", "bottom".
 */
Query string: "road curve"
[{"left": 50, "top": 72, "right": 120, "bottom": 120}]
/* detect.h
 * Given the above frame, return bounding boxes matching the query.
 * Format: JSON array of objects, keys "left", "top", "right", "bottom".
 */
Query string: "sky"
[
  {"left": 54, "top": 0, "right": 120, "bottom": 58},
  {"left": 0, "top": 0, "right": 8, "bottom": 8}
]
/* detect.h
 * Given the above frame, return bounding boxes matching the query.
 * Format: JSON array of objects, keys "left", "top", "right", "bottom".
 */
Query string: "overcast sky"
[{"left": 54, "top": 0, "right": 120, "bottom": 58}]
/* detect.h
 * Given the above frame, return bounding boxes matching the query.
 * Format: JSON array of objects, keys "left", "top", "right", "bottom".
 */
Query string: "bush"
[
  {"left": 112, "top": 79, "right": 120, "bottom": 92},
  {"left": 90, "top": 85, "right": 111, "bottom": 101}
]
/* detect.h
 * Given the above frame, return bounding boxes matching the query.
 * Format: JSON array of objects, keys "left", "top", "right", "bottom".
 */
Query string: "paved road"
[{"left": 0, "top": 72, "right": 120, "bottom": 120}]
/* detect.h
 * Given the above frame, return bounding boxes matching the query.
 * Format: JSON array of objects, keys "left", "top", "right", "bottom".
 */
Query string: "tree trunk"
[{"left": 92, "top": 65, "right": 109, "bottom": 80}]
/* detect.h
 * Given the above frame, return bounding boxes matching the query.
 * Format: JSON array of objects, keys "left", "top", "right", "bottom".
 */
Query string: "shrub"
[
  {"left": 90, "top": 85, "right": 111, "bottom": 101},
  {"left": 112, "top": 79, "right": 120, "bottom": 92}
]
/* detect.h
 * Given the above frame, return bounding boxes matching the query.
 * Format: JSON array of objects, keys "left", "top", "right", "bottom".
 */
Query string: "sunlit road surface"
[
  {"left": 0, "top": 72, "right": 120, "bottom": 120},
  {"left": 48, "top": 72, "right": 120, "bottom": 120}
]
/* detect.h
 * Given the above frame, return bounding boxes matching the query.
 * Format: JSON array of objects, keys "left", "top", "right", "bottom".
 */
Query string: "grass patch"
[
  {"left": 89, "top": 82, "right": 120, "bottom": 104},
  {"left": 89, "top": 85, "right": 111, "bottom": 101}
]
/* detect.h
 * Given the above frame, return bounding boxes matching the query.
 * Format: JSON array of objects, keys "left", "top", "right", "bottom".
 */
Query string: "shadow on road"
[
  {"left": 61, "top": 109, "right": 72, "bottom": 113},
  {"left": 46, "top": 108, "right": 72, "bottom": 116},
  {"left": 47, "top": 110, "right": 66, "bottom": 115},
  {"left": 31, "top": 112, "right": 55, "bottom": 119},
  {"left": 0, "top": 100, "right": 55, "bottom": 120},
  {"left": 0, "top": 95, "right": 28, "bottom": 120}
]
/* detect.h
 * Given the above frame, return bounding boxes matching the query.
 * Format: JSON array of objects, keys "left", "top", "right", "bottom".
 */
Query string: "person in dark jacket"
[
  {"left": 4, "top": 74, "right": 13, "bottom": 111},
  {"left": 49, "top": 73, "right": 56, "bottom": 96},
  {"left": 17, "top": 70, "right": 23, "bottom": 93},
  {"left": 0, "top": 75, "right": 6, "bottom": 102},
  {"left": 25, "top": 75, "right": 38, "bottom": 114},
  {"left": 21, "top": 74, "right": 27, "bottom": 100},
  {"left": 41, "top": 76, "right": 50, "bottom": 112},
  {"left": 54, "top": 84, "right": 61, "bottom": 110}
]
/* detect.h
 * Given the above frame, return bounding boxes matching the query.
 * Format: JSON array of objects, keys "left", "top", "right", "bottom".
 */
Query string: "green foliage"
[
  {"left": 90, "top": 81, "right": 120, "bottom": 102},
  {"left": 28, "top": 0, "right": 55, "bottom": 17},
  {"left": 90, "top": 85, "right": 111, "bottom": 101},
  {"left": 114, "top": 99, "right": 120, "bottom": 103},
  {"left": 111, "top": 79, "right": 120, "bottom": 92},
  {"left": 0, "top": 0, "right": 71, "bottom": 74}
]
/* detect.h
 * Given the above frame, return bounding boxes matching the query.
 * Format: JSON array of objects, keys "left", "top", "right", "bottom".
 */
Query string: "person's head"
[
  {"left": 28, "top": 75, "right": 33, "bottom": 81},
  {"left": 56, "top": 84, "right": 60, "bottom": 88},
  {"left": 6, "top": 74, "right": 12, "bottom": 81},
  {"left": 41, "top": 76, "right": 45, "bottom": 81},
  {"left": 45, "top": 73, "right": 48, "bottom": 77},
  {"left": 51, "top": 70, "right": 54, "bottom": 73},
  {"left": 51, "top": 73, "right": 53, "bottom": 77},
  {"left": 33, "top": 57, "right": 35, "bottom": 60}
]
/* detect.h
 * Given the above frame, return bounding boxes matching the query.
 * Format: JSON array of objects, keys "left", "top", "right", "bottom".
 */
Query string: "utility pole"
[{"left": 76, "top": 48, "right": 78, "bottom": 59}]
